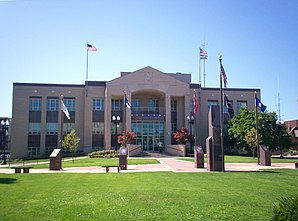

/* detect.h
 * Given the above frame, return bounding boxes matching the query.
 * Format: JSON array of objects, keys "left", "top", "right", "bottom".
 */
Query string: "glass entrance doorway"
[{"left": 132, "top": 121, "right": 164, "bottom": 152}]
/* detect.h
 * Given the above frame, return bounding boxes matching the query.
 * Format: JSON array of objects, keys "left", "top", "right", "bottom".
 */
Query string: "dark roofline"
[
  {"left": 13, "top": 82, "right": 85, "bottom": 88},
  {"left": 201, "top": 87, "right": 260, "bottom": 92},
  {"left": 13, "top": 81, "right": 107, "bottom": 88}
]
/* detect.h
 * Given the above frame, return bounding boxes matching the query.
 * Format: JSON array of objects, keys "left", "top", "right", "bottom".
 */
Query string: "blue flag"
[
  {"left": 256, "top": 97, "right": 267, "bottom": 112},
  {"left": 124, "top": 97, "right": 133, "bottom": 110}
]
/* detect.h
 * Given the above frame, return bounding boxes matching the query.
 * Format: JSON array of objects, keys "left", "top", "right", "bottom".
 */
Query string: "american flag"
[
  {"left": 87, "top": 43, "right": 97, "bottom": 51},
  {"left": 220, "top": 63, "right": 227, "bottom": 88},
  {"left": 200, "top": 48, "right": 208, "bottom": 59},
  {"left": 193, "top": 93, "right": 198, "bottom": 114}
]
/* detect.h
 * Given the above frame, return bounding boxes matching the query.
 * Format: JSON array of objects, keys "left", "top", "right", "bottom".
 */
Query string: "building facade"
[{"left": 11, "top": 66, "right": 260, "bottom": 158}]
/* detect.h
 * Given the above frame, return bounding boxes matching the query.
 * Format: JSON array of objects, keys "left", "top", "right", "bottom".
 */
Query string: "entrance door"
[{"left": 142, "top": 136, "right": 154, "bottom": 151}]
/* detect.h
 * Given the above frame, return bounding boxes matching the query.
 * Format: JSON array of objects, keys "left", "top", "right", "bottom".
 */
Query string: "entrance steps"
[{"left": 134, "top": 151, "right": 175, "bottom": 158}]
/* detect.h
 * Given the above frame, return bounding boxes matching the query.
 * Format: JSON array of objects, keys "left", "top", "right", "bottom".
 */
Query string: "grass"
[
  {"left": 0, "top": 170, "right": 297, "bottom": 220},
  {"left": 16, "top": 157, "right": 160, "bottom": 169},
  {"left": 179, "top": 155, "right": 298, "bottom": 163}
]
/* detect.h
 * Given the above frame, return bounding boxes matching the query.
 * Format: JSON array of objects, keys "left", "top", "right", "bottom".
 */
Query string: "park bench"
[
  {"left": 11, "top": 166, "right": 34, "bottom": 173},
  {"left": 101, "top": 165, "right": 123, "bottom": 173}
]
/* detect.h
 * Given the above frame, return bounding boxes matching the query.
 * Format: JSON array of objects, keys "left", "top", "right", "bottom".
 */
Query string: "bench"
[
  {"left": 101, "top": 165, "right": 123, "bottom": 173},
  {"left": 11, "top": 166, "right": 34, "bottom": 173}
]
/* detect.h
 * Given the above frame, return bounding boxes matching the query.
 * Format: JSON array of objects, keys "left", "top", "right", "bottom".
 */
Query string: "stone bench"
[
  {"left": 101, "top": 165, "right": 123, "bottom": 173},
  {"left": 11, "top": 166, "right": 34, "bottom": 173}
]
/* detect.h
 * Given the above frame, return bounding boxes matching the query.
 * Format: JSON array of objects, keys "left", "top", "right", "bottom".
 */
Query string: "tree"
[
  {"left": 228, "top": 108, "right": 293, "bottom": 154},
  {"left": 173, "top": 127, "right": 191, "bottom": 144},
  {"left": 118, "top": 131, "right": 136, "bottom": 147},
  {"left": 244, "top": 128, "right": 258, "bottom": 157},
  {"left": 62, "top": 129, "right": 80, "bottom": 163}
]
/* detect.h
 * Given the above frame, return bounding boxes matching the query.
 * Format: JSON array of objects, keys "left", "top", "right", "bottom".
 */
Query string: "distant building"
[
  {"left": 11, "top": 66, "right": 260, "bottom": 158},
  {"left": 284, "top": 120, "right": 298, "bottom": 150}
]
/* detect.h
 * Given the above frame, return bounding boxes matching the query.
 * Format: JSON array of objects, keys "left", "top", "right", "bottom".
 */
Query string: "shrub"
[
  {"left": 173, "top": 127, "right": 191, "bottom": 144},
  {"left": 88, "top": 150, "right": 119, "bottom": 158},
  {"left": 272, "top": 195, "right": 298, "bottom": 221}
]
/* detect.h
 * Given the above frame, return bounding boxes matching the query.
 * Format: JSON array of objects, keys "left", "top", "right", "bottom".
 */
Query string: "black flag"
[{"left": 224, "top": 93, "right": 234, "bottom": 118}]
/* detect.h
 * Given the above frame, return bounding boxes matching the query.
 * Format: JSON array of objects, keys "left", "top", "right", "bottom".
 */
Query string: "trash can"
[
  {"left": 194, "top": 146, "right": 204, "bottom": 168},
  {"left": 119, "top": 147, "right": 128, "bottom": 170}
]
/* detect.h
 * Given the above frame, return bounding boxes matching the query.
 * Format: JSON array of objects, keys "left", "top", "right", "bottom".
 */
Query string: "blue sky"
[{"left": 1, "top": 0, "right": 297, "bottom": 120}]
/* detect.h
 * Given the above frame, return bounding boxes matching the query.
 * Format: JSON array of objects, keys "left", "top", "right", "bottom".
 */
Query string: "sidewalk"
[{"left": 0, "top": 158, "right": 296, "bottom": 174}]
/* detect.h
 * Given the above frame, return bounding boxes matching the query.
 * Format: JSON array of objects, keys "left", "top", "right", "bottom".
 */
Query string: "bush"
[
  {"left": 88, "top": 150, "right": 119, "bottom": 158},
  {"left": 272, "top": 195, "right": 298, "bottom": 221}
]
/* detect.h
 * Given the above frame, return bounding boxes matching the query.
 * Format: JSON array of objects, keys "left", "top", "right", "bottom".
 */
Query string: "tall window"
[
  {"left": 46, "top": 123, "right": 58, "bottom": 134},
  {"left": 132, "top": 99, "right": 141, "bottom": 111},
  {"left": 171, "top": 100, "right": 177, "bottom": 112},
  {"left": 112, "top": 99, "right": 122, "bottom": 111},
  {"left": 93, "top": 98, "right": 104, "bottom": 111},
  {"left": 92, "top": 122, "right": 105, "bottom": 134},
  {"left": 64, "top": 99, "right": 76, "bottom": 111},
  {"left": 148, "top": 99, "right": 159, "bottom": 111},
  {"left": 29, "top": 97, "right": 42, "bottom": 111},
  {"left": 28, "top": 123, "right": 41, "bottom": 135},
  {"left": 47, "top": 98, "right": 59, "bottom": 111},
  {"left": 237, "top": 101, "right": 247, "bottom": 113},
  {"left": 207, "top": 100, "right": 218, "bottom": 112}
]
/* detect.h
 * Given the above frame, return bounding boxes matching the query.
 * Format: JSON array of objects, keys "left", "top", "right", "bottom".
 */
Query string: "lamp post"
[
  {"left": 187, "top": 115, "right": 194, "bottom": 155},
  {"left": 1, "top": 119, "right": 9, "bottom": 165},
  {"left": 112, "top": 116, "right": 120, "bottom": 150},
  {"left": 276, "top": 120, "right": 284, "bottom": 158}
]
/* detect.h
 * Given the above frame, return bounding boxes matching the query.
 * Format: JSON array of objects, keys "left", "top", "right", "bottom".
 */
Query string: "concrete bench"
[
  {"left": 11, "top": 166, "right": 34, "bottom": 173},
  {"left": 101, "top": 165, "right": 123, "bottom": 173}
]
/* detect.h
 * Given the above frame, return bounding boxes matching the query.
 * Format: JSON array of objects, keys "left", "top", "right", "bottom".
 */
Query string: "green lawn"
[
  {"left": 179, "top": 155, "right": 298, "bottom": 163},
  {"left": 24, "top": 157, "right": 159, "bottom": 169},
  {"left": 0, "top": 170, "right": 297, "bottom": 221}
]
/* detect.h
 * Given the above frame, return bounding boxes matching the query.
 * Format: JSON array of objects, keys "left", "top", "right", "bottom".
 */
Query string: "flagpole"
[
  {"left": 255, "top": 92, "right": 260, "bottom": 165},
  {"left": 199, "top": 50, "right": 201, "bottom": 85},
  {"left": 193, "top": 90, "right": 197, "bottom": 147},
  {"left": 219, "top": 55, "right": 225, "bottom": 172},
  {"left": 203, "top": 59, "right": 206, "bottom": 87},
  {"left": 86, "top": 42, "right": 89, "bottom": 97},
  {"left": 59, "top": 95, "right": 64, "bottom": 150},
  {"left": 124, "top": 92, "right": 127, "bottom": 148}
]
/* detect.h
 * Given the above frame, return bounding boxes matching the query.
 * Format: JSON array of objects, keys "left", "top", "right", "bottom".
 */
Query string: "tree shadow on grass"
[{"left": 0, "top": 178, "right": 18, "bottom": 184}]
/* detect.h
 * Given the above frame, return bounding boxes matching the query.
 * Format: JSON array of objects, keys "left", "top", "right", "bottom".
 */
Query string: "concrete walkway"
[{"left": 0, "top": 158, "right": 296, "bottom": 174}]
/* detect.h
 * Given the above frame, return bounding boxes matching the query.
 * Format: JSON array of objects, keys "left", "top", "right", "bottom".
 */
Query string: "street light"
[
  {"left": 276, "top": 120, "right": 284, "bottom": 158},
  {"left": 112, "top": 116, "right": 120, "bottom": 150},
  {"left": 1, "top": 119, "right": 9, "bottom": 165},
  {"left": 187, "top": 115, "right": 194, "bottom": 155}
]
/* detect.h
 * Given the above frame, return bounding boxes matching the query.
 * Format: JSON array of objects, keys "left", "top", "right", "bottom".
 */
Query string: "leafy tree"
[
  {"left": 173, "top": 127, "right": 191, "bottom": 144},
  {"left": 244, "top": 127, "right": 258, "bottom": 157},
  {"left": 228, "top": 108, "right": 293, "bottom": 154},
  {"left": 62, "top": 129, "right": 80, "bottom": 163},
  {"left": 118, "top": 131, "right": 136, "bottom": 146}
]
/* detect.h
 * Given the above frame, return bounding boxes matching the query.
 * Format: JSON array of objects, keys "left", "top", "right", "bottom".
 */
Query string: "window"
[
  {"left": 207, "top": 100, "right": 218, "bottom": 112},
  {"left": 28, "top": 123, "right": 41, "bottom": 135},
  {"left": 47, "top": 98, "right": 59, "bottom": 111},
  {"left": 29, "top": 97, "right": 42, "bottom": 111},
  {"left": 171, "top": 100, "right": 177, "bottom": 112},
  {"left": 64, "top": 99, "right": 76, "bottom": 111},
  {"left": 132, "top": 99, "right": 141, "bottom": 111},
  {"left": 46, "top": 123, "right": 58, "bottom": 134},
  {"left": 171, "top": 123, "right": 177, "bottom": 134},
  {"left": 92, "top": 122, "right": 105, "bottom": 134},
  {"left": 63, "top": 123, "right": 75, "bottom": 134},
  {"left": 93, "top": 98, "right": 104, "bottom": 111},
  {"left": 237, "top": 101, "right": 247, "bottom": 113},
  {"left": 112, "top": 99, "right": 122, "bottom": 111},
  {"left": 28, "top": 147, "right": 40, "bottom": 158}
]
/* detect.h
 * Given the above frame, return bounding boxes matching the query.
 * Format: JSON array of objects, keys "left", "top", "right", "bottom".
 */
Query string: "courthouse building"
[{"left": 11, "top": 66, "right": 260, "bottom": 158}]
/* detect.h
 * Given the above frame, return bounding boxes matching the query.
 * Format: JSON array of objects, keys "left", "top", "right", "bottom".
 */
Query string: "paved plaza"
[{"left": 0, "top": 158, "right": 296, "bottom": 174}]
